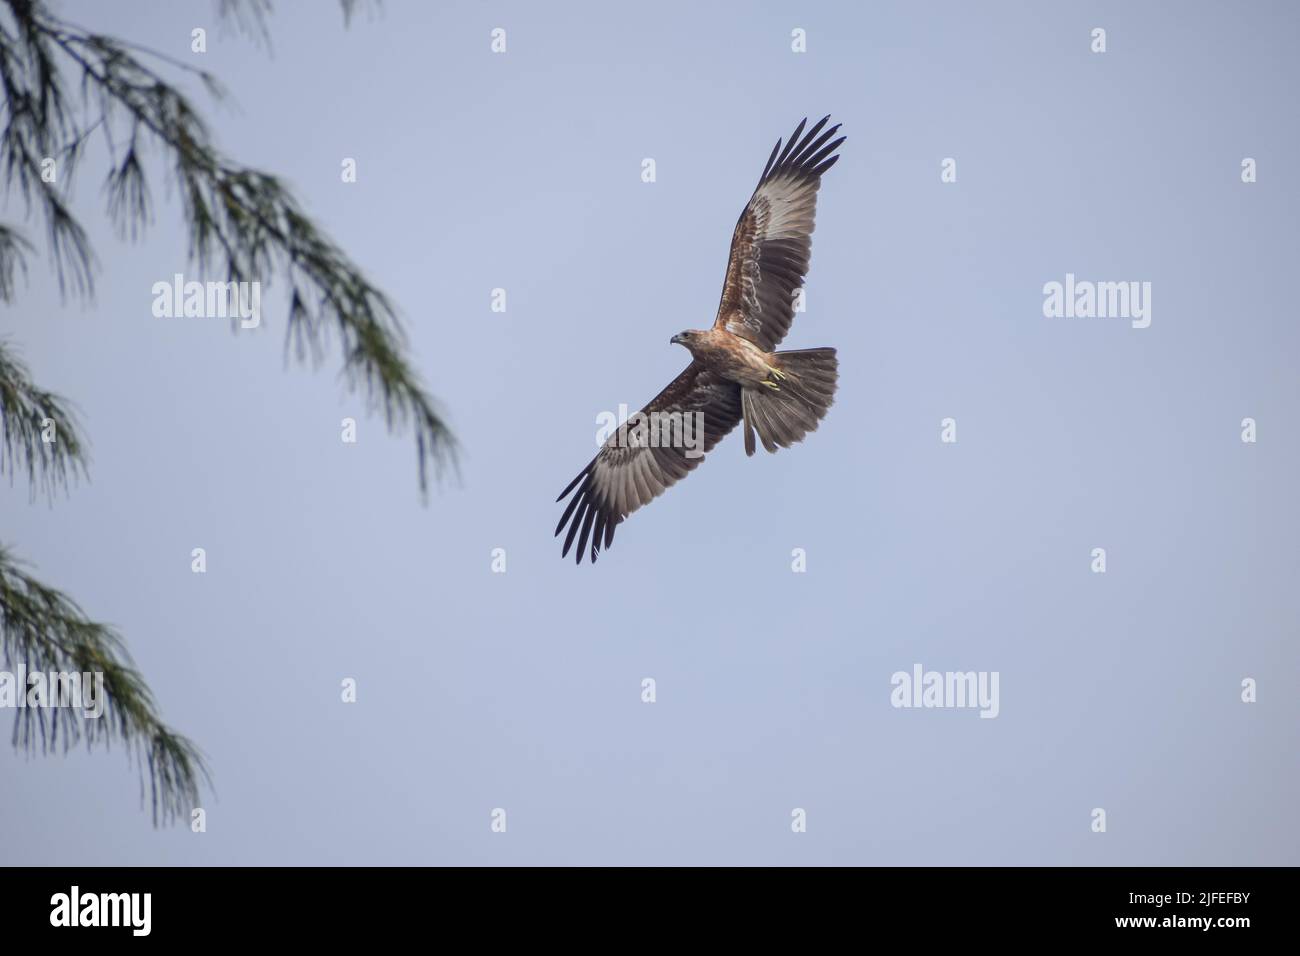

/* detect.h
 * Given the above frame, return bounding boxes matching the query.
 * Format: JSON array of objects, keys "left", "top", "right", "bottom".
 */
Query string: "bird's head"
[{"left": 670, "top": 330, "right": 698, "bottom": 348}]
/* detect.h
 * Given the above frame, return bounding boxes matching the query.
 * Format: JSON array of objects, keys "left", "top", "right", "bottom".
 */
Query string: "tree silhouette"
[{"left": 0, "top": 0, "right": 455, "bottom": 824}]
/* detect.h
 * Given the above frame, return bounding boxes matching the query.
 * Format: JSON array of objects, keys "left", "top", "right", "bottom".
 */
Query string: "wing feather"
[
  {"left": 713, "top": 116, "right": 845, "bottom": 351},
  {"left": 555, "top": 362, "right": 743, "bottom": 563}
]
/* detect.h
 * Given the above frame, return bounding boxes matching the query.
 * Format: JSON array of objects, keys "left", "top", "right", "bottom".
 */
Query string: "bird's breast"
[{"left": 693, "top": 330, "right": 771, "bottom": 386}]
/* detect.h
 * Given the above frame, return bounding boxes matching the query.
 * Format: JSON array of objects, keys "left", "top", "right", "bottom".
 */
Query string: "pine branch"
[
  {"left": 0, "top": 0, "right": 440, "bottom": 825},
  {"left": 0, "top": 337, "right": 88, "bottom": 501},
  {"left": 214, "top": 1, "right": 374, "bottom": 39},
  {"left": 0, "top": 0, "right": 457, "bottom": 490},
  {"left": 0, "top": 544, "right": 210, "bottom": 826},
  {"left": 0, "top": 3, "right": 98, "bottom": 297},
  {"left": 0, "top": 219, "right": 31, "bottom": 298}
]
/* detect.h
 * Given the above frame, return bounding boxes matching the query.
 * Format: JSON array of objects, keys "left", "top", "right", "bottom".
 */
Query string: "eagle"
[{"left": 556, "top": 116, "right": 845, "bottom": 564}]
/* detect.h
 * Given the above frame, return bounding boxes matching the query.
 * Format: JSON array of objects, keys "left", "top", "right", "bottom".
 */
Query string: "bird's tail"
[{"left": 741, "top": 347, "right": 838, "bottom": 456}]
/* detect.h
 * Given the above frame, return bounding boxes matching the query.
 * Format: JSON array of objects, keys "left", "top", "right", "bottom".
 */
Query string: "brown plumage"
[{"left": 557, "top": 116, "right": 844, "bottom": 563}]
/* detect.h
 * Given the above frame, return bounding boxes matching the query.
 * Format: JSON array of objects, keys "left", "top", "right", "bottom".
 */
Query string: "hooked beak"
[{"left": 670, "top": 333, "right": 684, "bottom": 345}]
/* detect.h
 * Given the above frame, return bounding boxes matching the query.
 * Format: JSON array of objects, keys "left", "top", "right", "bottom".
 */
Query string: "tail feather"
[{"left": 742, "top": 347, "right": 838, "bottom": 455}]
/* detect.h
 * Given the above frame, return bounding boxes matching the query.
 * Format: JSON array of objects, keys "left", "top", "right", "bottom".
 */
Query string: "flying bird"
[{"left": 556, "top": 116, "right": 844, "bottom": 564}]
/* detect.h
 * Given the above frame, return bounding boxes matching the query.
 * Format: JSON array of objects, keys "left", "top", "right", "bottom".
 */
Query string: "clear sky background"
[{"left": 3, "top": 0, "right": 1297, "bottom": 865}]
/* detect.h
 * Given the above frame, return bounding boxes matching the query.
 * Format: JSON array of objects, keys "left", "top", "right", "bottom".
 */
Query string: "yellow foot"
[
  {"left": 762, "top": 380, "right": 781, "bottom": 391},
  {"left": 765, "top": 364, "right": 788, "bottom": 381}
]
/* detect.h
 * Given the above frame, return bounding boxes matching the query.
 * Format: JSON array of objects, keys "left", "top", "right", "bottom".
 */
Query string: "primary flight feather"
[{"left": 556, "top": 116, "right": 845, "bottom": 564}]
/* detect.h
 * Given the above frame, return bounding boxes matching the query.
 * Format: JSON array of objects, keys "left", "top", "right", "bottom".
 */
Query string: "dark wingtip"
[
  {"left": 556, "top": 464, "right": 590, "bottom": 502},
  {"left": 561, "top": 499, "right": 588, "bottom": 557},
  {"left": 772, "top": 118, "right": 807, "bottom": 170},
  {"left": 575, "top": 504, "right": 596, "bottom": 565}
]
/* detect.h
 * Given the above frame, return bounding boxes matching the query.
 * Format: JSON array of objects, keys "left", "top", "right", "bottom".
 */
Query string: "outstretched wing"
[
  {"left": 555, "top": 363, "right": 742, "bottom": 564},
  {"left": 713, "top": 116, "right": 845, "bottom": 352}
]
